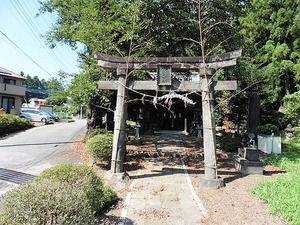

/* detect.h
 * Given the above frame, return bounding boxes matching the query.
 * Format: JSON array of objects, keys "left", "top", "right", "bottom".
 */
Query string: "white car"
[
  {"left": 19, "top": 112, "right": 32, "bottom": 121},
  {"left": 20, "top": 108, "right": 54, "bottom": 124}
]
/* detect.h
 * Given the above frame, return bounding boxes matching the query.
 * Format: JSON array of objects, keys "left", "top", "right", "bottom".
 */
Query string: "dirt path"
[{"left": 71, "top": 133, "right": 289, "bottom": 225}]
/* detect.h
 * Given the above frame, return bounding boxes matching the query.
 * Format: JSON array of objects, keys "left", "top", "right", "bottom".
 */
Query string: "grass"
[{"left": 251, "top": 128, "right": 300, "bottom": 225}]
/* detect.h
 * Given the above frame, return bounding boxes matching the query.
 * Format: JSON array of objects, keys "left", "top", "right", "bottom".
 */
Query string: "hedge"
[
  {"left": 86, "top": 132, "right": 113, "bottom": 162},
  {"left": 0, "top": 164, "right": 118, "bottom": 225},
  {"left": 0, "top": 114, "right": 33, "bottom": 136}
]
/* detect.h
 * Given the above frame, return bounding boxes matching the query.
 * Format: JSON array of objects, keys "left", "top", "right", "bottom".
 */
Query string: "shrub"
[
  {"left": 35, "top": 164, "right": 117, "bottom": 213},
  {"left": 0, "top": 216, "right": 27, "bottom": 225},
  {"left": 0, "top": 180, "right": 96, "bottom": 225},
  {"left": 87, "top": 128, "right": 110, "bottom": 139},
  {"left": 87, "top": 132, "right": 113, "bottom": 162},
  {"left": 0, "top": 114, "right": 33, "bottom": 136},
  {"left": 216, "top": 130, "right": 243, "bottom": 152},
  {"left": 256, "top": 123, "right": 280, "bottom": 135}
]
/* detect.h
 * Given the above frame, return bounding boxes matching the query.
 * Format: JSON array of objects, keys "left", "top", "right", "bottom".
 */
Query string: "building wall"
[
  {"left": 0, "top": 72, "right": 26, "bottom": 115},
  {"left": 0, "top": 94, "right": 22, "bottom": 115}
]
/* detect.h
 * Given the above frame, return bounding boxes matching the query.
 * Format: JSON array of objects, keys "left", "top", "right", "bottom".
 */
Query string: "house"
[
  {"left": 0, "top": 66, "right": 26, "bottom": 115},
  {"left": 29, "top": 98, "right": 46, "bottom": 107}
]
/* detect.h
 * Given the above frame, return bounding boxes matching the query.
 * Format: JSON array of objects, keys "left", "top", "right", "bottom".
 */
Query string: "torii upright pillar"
[
  {"left": 94, "top": 50, "right": 242, "bottom": 187},
  {"left": 111, "top": 68, "right": 128, "bottom": 175},
  {"left": 199, "top": 68, "right": 224, "bottom": 188}
]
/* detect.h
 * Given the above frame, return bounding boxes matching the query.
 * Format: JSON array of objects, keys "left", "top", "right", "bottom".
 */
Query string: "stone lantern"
[{"left": 284, "top": 124, "right": 295, "bottom": 140}]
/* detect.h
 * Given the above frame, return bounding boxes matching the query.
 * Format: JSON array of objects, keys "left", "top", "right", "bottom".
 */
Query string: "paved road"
[{"left": 0, "top": 119, "right": 86, "bottom": 195}]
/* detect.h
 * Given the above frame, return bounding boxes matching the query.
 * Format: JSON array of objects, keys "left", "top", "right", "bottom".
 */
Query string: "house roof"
[{"left": 0, "top": 66, "right": 27, "bottom": 80}]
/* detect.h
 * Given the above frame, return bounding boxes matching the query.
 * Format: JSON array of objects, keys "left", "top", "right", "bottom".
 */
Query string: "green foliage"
[
  {"left": 38, "top": 0, "right": 248, "bottom": 132},
  {"left": 86, "top": 132, "right": 113, "bottom": 162},
  {"left": 240, "top": 0, "right": 300, "bottom": 108},
  {"left": 0, "top": 114, "right": 33, "bottom": 136},
  {"left": 1, "top": 180, "right": 96, "bottom": 225},
  {"left": 67, "top": 72, "right": 97, "bottom": 113},
  {"left": 216, "top": 130, "right": 243, "bottom": 152},
  {"left": 87, "top": 128, "right": 109, "bottom": 139},
  {"left": 256, "top": 124, "right": 280, "bottom": 135},
  {"left": 24, "top": 74, "right": 48, "bottom": 101},
  {"left": 251, "top": 173, "right": 300, "bottom": 225},
  {"left": 262, "top": 128, "right": 300, "bottom": 171},
  {"left": 251, "top": 128, "right": 300, "bottom": 225},
  {"left": 260, "top": 109, "right": 288, "bottom": 130},
  {"left": 0, "top": 216, "right": 27, "bottom": 225},
  {"left": 45, "top": 77, "right": 67, "bottom": 106},
  {"left": 39, "top": 0, "right": 142, "bottom": 53},
  {"left": 35, "top": 164, "right": 117, "bottom": 213},
  {"left": 283, "top": 91, "right": 300, "bottom": 125}
]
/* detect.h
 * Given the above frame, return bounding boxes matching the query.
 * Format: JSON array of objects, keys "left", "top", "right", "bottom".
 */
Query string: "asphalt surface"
[{"left": 0, "top": 119, "right": 86, "bottom": 195}]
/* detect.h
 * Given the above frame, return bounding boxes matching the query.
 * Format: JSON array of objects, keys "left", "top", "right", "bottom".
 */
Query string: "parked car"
[
  {"left": 20, "top": 108, "right": 54, "bottom": 124},
  {"left": 19, "top": 112, "right": 32, "bottom": 121},
  {"left": 47, "top": 112, "right": 60, "bottom": 122}
]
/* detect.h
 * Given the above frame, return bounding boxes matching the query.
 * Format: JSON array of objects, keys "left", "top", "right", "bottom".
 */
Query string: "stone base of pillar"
[
  {"left": 181, "top": 130, "right": 189, "bottom": 135},
  {"left": 105, "top": 171, "right": 130, "bottom": 182},
  {"left": 199, "top": 176, "right": 224, "bottom": 189}
]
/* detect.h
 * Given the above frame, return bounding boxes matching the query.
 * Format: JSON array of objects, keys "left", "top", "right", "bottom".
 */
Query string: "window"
[
  {"left": 1, "top": 97, "right": 15, "bottom": 113},
  {"left": 3, "top": 78, "right": 16, "bottom": 85}
]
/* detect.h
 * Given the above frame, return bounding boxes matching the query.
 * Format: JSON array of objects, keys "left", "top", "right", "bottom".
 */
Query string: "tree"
[
  {"left": 38, "top": 0, "right": 249, "bottom": 135},
  {"left": 45, "top": 77, "right": 67, "bottom": 107},
  {"left": 240, "top": 0, "right": 300, "bottom": 110},
  {"left": 39, "top": 0, "right": 146, "bottom": 132},
  {"left": 282, "top": 91, "right": 300, "bottom": 125},
  {"left": 67, "top": 66, "right": 113, "bottom": 132},
  {"left": 23, "top": 74, "right": 48, "bottom": 101}
]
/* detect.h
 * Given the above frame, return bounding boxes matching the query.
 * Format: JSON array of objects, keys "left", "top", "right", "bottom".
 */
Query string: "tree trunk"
[{"left": 86, "top": 95, "right": 103, "bottom": 137}]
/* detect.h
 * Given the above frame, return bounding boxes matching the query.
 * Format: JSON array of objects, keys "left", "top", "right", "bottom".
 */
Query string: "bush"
[
  {"left": 0, "top": 216, "right": 27, "bottom": 225},
  {"left": 216, "top": 130, "right": 243, "bottom": 152},
  {"left": 256, "top": 123, "right": 280, "bottom": 135},
  {"left": 0, "top": 180, "right": 96, "bottom": 225},
  {"left": 87, "top": 132, "right": 113, "bottom": 162},
  {"left": 87, "top": 128, "right": 110, "bottom": 139},
  {"left": 35, "top": 164, "right": 117, "bottom": 213},
  {"left": 0, "top": 114, "right": 33, "bottom": 136}
]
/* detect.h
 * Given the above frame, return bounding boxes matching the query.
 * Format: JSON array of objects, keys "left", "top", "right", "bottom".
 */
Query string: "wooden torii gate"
[{"left": 95, "top": 50, "right": 242, "bottom": 188}]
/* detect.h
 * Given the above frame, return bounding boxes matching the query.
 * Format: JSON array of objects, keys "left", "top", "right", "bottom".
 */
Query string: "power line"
[
  {"left": 3, "top": 0, "right": 80, "bottom": 77},
  {"left": 16, "top": 0, "right": 75, "bottom": 69},
  {"left": 31, "top": 1, "right": 80, "bottom": 69},
  {"left": 28, "top": 0, "right": 81, "bottom": 72},
  {"left": 10, "top": 0, "right": 66, "bottom": 69},
  {"left": 0, "top": 30, "right": 53, "bottom": 77}
]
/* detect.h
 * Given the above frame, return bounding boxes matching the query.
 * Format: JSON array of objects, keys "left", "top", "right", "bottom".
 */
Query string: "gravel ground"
[{"left": 70, "top": 133, "right": 289, "bottom": 225}]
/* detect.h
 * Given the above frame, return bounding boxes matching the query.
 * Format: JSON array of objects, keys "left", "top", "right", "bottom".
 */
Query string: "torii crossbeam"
[{"left": 95, "top": 50, "right": 242, "bottom": 188}]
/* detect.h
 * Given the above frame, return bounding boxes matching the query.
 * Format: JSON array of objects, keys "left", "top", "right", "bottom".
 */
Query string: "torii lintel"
[{"left": 94, "top": 50, "right": 242, "bottom": 70}]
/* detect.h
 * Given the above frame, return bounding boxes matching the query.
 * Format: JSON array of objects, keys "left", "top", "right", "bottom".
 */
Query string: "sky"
[{"left": 0, "top": 0, "right": 83, "bottom": 81}]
